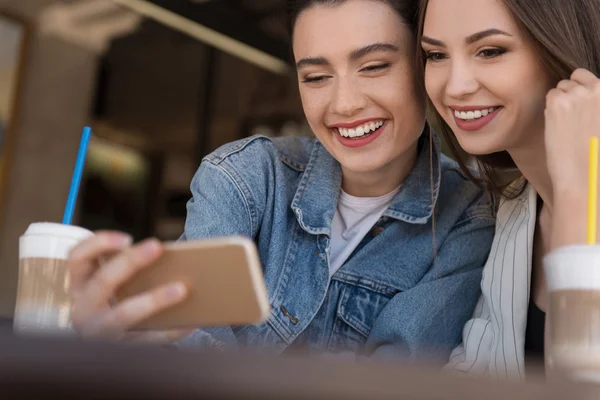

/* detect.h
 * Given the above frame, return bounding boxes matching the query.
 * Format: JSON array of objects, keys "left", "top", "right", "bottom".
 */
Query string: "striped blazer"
[{"left": 445, "top": 183, "right": 536, "bottom": 380}]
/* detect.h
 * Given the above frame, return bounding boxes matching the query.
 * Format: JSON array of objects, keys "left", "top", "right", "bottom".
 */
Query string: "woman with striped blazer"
[{"left": 416, "top": 0, "right": 600, "bottom": 379}]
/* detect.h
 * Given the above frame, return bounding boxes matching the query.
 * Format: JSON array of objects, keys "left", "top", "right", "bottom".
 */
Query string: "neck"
[
  {"left": 341, "top": 142, "right": 418, "bottom": 197},
  {"left": 507, "top": 130, "right": 553, "bottom": 212}
]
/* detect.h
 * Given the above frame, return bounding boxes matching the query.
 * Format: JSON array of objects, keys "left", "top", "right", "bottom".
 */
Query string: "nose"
[
  {"left": 445, "top": 60, "right": 480, "bottom": 100},
  {"left": 330, "top": 75, "right": 366, "bottom": 117}
]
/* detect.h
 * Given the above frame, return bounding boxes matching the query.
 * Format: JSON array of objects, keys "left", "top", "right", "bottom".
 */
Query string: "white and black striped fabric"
[{"left": 445, "top": 184, "right": 536, "bottom": 380}]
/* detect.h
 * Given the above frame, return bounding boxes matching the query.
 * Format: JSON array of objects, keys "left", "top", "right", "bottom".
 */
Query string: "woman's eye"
[
  {"left": 424, "top": 51, "right": 447, "bottom": 62},
  {"left": 477, "top": 48, "right": 507, "bottom": 59},
  {"left": 302, "top": 75, "right": 329, "bottom": 84},
  {"left": 361, "top": 63, "right": 390, "bottom": 72}
]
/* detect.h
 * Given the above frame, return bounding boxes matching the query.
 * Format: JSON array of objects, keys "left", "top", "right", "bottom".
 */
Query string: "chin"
[
  {"left": 340, "top": 158, "right": 384, "bottom": 174},
  {"left": 454, "top": 134, "right": 507, "bottom": 157},
  {"left": 461, "top": 145, "right": 497, "bottom": 156}
]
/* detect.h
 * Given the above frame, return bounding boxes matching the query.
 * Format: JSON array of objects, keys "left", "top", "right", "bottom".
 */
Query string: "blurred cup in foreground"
[
  {"left": 545, "top": 245, "right": 600, "bottom": 383},
  {"left": 13, "top": 222, "right": 92, "bottom": 336}
]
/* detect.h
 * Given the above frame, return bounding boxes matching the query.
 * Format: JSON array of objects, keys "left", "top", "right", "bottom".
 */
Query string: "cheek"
[
  {"left": 516, "top": 80, "right": 550, "bottom": 128},
  {"left": 424, "top": 67, "right": 445, "bottom": 107},
  {"left": 521, "top": 66, "right": 553, "bottom": 114},
  {"left": 375, "top": 72, "right": 424, "bottom": 115},
  {"left": 374, "top": 80, "right": 404, "bottom": 111},
  {"left": 299, "top": 87, "right": 325, "bottom": 127},
  {"left": 488, "top": 60, "right": 550, "bottom": 114}
]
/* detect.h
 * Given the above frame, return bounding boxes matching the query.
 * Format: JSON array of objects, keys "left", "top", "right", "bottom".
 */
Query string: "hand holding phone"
[
  {"left": 68, "top": 233, "right": 270, "bottom": 342},
  {"left": 114, "top": 236, "right": 270, "bottom": 330}
]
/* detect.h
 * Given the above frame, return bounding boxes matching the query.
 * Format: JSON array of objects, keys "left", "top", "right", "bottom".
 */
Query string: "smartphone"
[{"left": 114, "top": 236, "right": 270, "bottom": 330}]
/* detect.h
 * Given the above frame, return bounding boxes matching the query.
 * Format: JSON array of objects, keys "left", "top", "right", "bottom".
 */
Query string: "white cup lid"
[
  {"left": 544, "top": 245, "right": 600, "bottom": 291},
  {"left": 22, "top": 223, "right": 93, "bottom": 241},
  {"left": 20, "top": 223, "right": 94, "bottom": 260}
]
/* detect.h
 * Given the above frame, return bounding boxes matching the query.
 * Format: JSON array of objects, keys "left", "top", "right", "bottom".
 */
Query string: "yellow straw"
[{"left": 587, "top": 136, "right": 599, "bottom": 244}]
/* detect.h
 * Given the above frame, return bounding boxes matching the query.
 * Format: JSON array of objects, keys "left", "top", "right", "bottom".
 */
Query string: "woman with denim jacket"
[
  {"left": 66, "top": 0, "right": 495, "bottom": 363},
  {"left": 419, "top": 0, "right": 600, "bottom": 379}
]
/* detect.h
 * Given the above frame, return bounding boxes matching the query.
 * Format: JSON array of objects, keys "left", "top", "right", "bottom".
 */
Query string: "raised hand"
[
  {"left": 545, "top": 68, "right": 600, "bottom": 247},
  {"left": 545, "top": 68, "right": 600, "bottom": 192},
  {"left": 67, "top": 231, "right": 192, "bottom": 343}
]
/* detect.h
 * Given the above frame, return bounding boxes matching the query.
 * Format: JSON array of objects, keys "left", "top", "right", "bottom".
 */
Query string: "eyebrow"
[
  {"left": 421, "top": 29, "right": 513, "bottom": 47},
  {"left": 350, "top": 43, "right": 399, "bottom": 60},
  {"left": 466, "top": 28, "right": 513, "bottom": 44},
  {"left": 295, "top": 56, "right": 328, "bottom": 69},
  {"left": 295, "top": 42, "right": 400, "bottom": 69}
]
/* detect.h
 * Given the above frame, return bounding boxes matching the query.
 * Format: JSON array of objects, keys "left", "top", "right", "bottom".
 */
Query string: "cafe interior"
[
  {"left": 0, "top": 0, "right": 307, "bottom": 315},
  {"left": 0, "top": 0, "right": 598, "bottom": 398}
]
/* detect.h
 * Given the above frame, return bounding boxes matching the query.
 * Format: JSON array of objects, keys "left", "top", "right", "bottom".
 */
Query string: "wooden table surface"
[{"left": 0, "top": 331, "right": 598, "bottom": 399}]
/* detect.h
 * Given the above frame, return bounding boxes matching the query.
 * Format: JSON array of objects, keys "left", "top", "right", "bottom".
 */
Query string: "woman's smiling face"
[
  {"left": 422, "top": 0, "right": 554, "bottom": 155},
  {"left": 293, "top": 0, "right": 425, "bottom": 177}
]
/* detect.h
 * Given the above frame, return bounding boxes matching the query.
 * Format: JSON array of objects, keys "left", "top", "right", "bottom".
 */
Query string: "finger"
[
  {"left": 101, "top": 281, "right": 188, "bottom": 333},
  {"left": 571, "top": 68, "right": 599, "bottom": 87},
  {"left": 124, "top": 328, "right": 195, "bottom": 344},
  {"left": 546, "top": 88, "right": 562, "bottom": 108},
  {"left": 68, "top": 232, "right": 132, "bottom": 295},
  {"left": 83, "top": 238, "right": 164, "bottom": 309},
  {"left": 556, "top": 79, "right": 580, "bottom": 93}
]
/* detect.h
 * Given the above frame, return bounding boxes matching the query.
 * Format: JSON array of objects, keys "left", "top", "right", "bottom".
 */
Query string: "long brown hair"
[{"left": 416, "top": 0, "right": 600, "bottom": 198}]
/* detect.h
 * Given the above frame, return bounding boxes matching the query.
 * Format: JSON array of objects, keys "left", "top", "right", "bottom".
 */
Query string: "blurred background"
[{"left": 0, "top": 0, "right": 310, "bottom": 317}]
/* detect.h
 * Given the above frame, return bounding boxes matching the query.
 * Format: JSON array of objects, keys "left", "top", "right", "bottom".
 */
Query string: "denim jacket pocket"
[{"left": 330, "top": 285, "right": 393, "bottom": 353}]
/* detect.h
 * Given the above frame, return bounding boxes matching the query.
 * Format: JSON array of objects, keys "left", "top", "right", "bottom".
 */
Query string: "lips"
[
  {"left": 454, "top": 107, "right": 499, "bottom": 121},
  {"left": 336, "top": 120, "right": 385, "bottom": 139},
  {"left": 450, "top": 106, "right": 502, "bottom": 132},
  {"left": 332, "top": 120, "right": 389, "bottom": 148}
]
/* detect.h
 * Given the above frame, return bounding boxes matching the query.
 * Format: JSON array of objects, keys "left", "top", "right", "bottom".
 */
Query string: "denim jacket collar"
[
  {"left": 290, "top": 140, "right": 342, "bottom": 236},
  {"left": 291, "top": 126, "right": 441, "bottom": 235}
]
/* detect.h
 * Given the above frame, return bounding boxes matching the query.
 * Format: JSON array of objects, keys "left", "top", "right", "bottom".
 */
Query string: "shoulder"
[
  {"left": 196, "top": 135, "right": 316, "bottom": 211},
  {"left": 438, "top": 153, "right": 478, "bottom": 188},
  {"left": 438, "top": 154, "right": 497, "bottom": 225},
  {"left": 494, "top": 180, "right": 532, "bottom": 229},
  {"left": 204, "top": 134, "right": 315, "bottom": 172}
]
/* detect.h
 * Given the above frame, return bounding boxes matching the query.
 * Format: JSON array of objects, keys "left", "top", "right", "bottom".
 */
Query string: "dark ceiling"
[{"left": 146, "top": 0, "right": 291, "bottom": 61}]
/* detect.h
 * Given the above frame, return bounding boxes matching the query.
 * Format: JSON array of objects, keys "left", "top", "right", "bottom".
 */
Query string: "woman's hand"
[
  {"left": 545, "top": 68, "right": 600, "bottom": 192},
  {"left": 67, "top": 231, "right": 192, "bottom": 343},
  {"left": 545, "top": 68, "right": 600, "bottom": 248}
]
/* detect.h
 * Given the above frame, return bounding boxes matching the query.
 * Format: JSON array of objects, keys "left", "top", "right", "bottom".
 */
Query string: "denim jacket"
[{"left": 177, "top": 128, "right": 496, "bottom": 363}]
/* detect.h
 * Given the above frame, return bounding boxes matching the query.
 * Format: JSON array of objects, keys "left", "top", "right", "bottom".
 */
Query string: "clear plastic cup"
[
  {"left": 545, "top": 245, "right": 600, "bottom": 383},
  {"left": 13, "top": 222, "right": 93, "bottom": 336}
]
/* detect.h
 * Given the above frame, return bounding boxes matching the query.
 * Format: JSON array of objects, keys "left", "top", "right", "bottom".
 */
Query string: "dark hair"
[
  {"left": 287, "top": 0, "right": 419, "bottom": 40},
  {"left": 416, "top": 0, "right": 600, "bottom": 198}
]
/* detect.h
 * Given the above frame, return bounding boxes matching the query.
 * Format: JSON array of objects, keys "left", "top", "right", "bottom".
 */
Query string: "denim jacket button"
[{"left": 371, "top": 226, "right": 384, "bottom": 237}]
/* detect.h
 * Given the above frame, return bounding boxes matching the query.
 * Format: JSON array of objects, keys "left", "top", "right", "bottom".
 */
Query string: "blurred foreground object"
[{"left": 0, "top": 333, "right": 597, "bottom": 399}]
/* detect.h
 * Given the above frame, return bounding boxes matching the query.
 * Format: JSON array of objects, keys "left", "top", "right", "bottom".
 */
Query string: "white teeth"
[
  {"left": 336, "top": 120, "right": 385, "bottom": 138},
  {"left": 454, "top": 107, "right": 498, "bottom": 121}
]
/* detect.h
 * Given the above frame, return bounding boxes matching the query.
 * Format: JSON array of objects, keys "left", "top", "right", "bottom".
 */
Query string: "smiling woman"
[
  {"left": 418, "top": 0, "right": 600, "bottom": 380},
  {"left": 65, "top": 0, "right": 495, "bottom": 364},
  {"left": 291, "top": 0, "right": 425, "bottom": 196}
]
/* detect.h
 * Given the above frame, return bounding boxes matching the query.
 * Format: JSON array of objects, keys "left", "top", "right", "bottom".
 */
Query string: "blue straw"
[{"left": 63, "top": 126, "right": 92, "bottom": 225}]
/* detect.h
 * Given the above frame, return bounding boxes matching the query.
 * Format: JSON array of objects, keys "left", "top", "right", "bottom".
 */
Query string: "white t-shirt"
[{"left": 329, "top": 186, "right": 401, "bottom": 278}]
